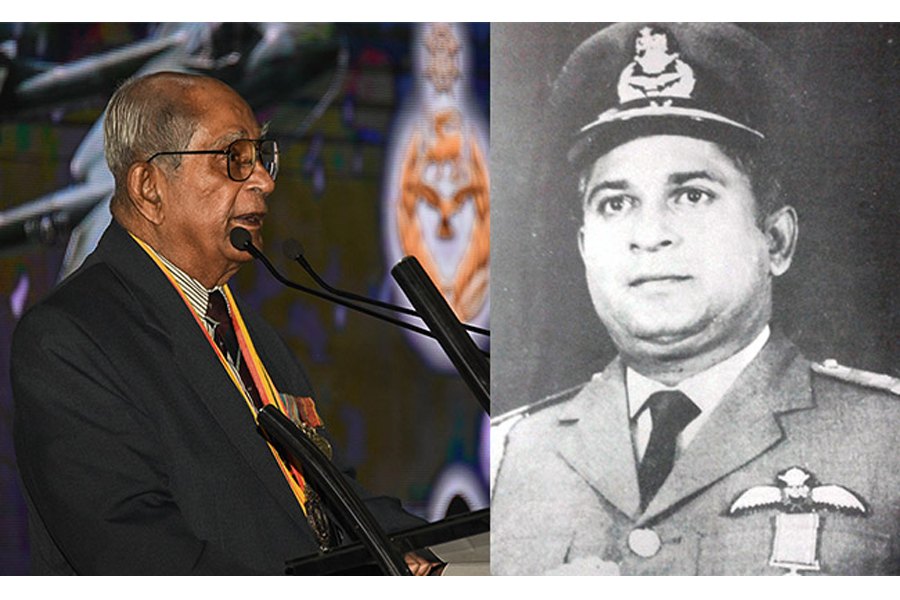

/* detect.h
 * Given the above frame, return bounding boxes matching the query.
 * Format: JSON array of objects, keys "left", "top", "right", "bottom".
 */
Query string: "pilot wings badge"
[{"left": 727, "top": 466, "right": 867, "bottom": 575}]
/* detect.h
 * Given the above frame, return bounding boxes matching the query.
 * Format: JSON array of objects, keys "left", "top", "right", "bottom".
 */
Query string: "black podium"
[
  {"left": 253, "top": 255, "right": 490, "bottom": 575},
  {"left": 284, "top": 509, "right": 489, "bottom": 575},
  {"left": 259, "top": 405, "right": 490, "bottom": 575}
]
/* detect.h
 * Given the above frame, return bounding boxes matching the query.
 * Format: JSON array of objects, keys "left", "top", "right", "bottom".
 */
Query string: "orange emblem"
[{"left": 397, "top": 108, "right": 490, "bottom": 322}]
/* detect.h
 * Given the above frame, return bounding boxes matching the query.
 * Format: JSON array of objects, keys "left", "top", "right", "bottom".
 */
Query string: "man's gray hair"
[{"left": 103, "top": 72, "right": 204, "bottom": 207}]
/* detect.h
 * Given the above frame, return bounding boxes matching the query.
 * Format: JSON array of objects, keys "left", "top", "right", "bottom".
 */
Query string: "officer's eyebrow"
[
  {"left": 668, "top": 170, "right": 726, "bottom": 186},
  {"left": 583, "top": 179, "right": 629, "bottom": 204}
]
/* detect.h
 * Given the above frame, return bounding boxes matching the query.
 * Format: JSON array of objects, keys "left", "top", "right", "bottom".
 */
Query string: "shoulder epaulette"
[
  {"left": 811, "top": 359, "right": 900, "bottom": 396},
  {"left": 490, "top": 381, "right": 589, "bottom": 494},
  {"left": 490, "top": 381, "right": 588, "bottom": 427}
]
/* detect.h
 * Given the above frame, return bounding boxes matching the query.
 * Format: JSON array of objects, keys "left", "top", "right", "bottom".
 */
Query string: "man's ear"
[
  {"left": 125, "top": 162, "right": 165, "bottom": 225},
  {"left": 577, "top": 226, "right": 586, "bottom": 261},
  {"left": 765, "top": 205, "right": 798, "bottom": 277}
]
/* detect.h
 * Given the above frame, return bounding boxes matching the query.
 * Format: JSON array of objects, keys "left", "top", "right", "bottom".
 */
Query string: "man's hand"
[{"left": 404, "top": 551, "right": 443, "bottom": 576}]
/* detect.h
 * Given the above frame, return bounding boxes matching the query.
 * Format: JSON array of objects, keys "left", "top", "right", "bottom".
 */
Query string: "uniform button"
[{"left": 628, "top": 528, "right": 661, "bottom": 558}]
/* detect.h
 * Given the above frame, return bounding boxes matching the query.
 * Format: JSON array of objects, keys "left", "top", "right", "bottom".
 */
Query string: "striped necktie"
[{"left": 206, "top": 291, "right": 262, "bottom": 409}]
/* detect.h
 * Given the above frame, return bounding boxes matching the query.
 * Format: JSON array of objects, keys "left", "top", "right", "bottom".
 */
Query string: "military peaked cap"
[{"left": 550, "top": 23, "right": 801, "bottom": 166}]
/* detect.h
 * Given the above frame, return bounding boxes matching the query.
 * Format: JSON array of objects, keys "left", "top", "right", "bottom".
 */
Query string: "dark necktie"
[
  {"left": 637, "top": 390, "right": 701, "bottom": 511},
  {"left": 206, "top": 291, "right": 261, "bottom": 409}
]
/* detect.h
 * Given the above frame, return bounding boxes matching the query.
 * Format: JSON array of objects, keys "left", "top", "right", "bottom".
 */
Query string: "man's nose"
[
  {"left": 248, "top": 156, "right": 276, "bottom": 195},
  {"left": 629, "top": 204, "right": 680, "bottom": 252}
]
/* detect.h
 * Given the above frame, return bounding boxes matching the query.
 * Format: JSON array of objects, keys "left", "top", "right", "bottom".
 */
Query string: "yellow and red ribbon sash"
[{"left": 130, "top": 234, "right": 317, "bottom": 514}]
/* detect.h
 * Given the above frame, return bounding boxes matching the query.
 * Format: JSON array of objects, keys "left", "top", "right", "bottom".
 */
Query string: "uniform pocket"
[
  {"left": 697, "top": 513, "right": 893, "bottom": 575},
  {"left": 816, "top": 518, "right": 892, "bottom": 575},
  {"left": 697, "top": 517, "right": 775, "bottom": 575}
]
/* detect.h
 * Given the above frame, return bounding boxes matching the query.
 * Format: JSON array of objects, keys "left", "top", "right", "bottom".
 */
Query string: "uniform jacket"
[
  {"left": 491, "top": 331, "right": 900, "bottom": 575},
  {"left": 12, "top": 221, "right": 423, "bottom": 575}
]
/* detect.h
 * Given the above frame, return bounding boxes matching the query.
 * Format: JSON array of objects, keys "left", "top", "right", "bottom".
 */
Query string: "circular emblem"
[{"left": 628, "top": 528, "right": 661, "bottom": 558}]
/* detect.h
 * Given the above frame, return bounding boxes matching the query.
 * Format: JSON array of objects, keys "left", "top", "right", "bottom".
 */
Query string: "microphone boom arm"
[{"left": 257, "top": 405, "right": 412, "bottom": 576}]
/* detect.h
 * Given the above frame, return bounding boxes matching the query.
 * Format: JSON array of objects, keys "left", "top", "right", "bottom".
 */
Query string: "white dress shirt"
[{"left": 144, "top": 246, "right": 252, "bottom": 400}]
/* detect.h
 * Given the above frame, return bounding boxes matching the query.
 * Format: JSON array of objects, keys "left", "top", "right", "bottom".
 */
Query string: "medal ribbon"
[{"left": 130, "top": 234, "right": 314, "bottom": 514}]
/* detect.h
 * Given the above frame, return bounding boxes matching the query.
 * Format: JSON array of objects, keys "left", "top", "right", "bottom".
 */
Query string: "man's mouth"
[
  {"left": 629, "top": 275, "right": 692, "bottom": 287},
  {"left": 233, "top": 212, "right": 266, "bottom": 228}
]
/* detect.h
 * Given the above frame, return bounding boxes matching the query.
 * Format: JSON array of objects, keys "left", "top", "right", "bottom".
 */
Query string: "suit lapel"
[
  {"left": 95, "top": 222, "right": 311, "bottom": 531},
  {"left": 638, "top": 331, "right": 815, "bottom": 524},
  {"left": 557, "top": 358, "right": 642, "bottom": 519},
  {"left": 169, "top": 322, "right": 312, "bottom": 530}
]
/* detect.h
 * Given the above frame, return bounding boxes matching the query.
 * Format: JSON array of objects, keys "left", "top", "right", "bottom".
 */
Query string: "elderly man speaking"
[{"left": 12, "top": 72, "right": 435, "bottom": 575}]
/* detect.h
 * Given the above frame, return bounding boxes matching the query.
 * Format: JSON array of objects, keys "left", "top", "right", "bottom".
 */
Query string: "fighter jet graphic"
[
  {"left": 1, "top": 23, "right": 344, "bottom": 276},
  {"left": 728, "top": 466, "right": 867, "bottom": 516}
]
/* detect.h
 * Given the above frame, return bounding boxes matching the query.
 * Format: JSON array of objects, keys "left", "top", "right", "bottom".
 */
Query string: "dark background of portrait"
[
  {"left": 0, "top": 22, "right": 489, "bottom": 574},
  {"left": 492, "top": 23, "right": 900, "bottom": 416}
]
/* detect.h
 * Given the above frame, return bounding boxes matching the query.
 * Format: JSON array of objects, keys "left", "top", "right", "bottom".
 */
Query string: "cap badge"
[
  {"left": 617, "top": 26, "right": 696, "bottom": 105},
  {"left": 727, "top": 467, "right": 867, "bottom": 575}
]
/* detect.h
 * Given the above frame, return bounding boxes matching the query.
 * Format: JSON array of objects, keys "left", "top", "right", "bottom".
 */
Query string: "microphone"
[
  {"left": 229, "top": 227, "right": 436, "bottom": 340},
  {"left": 282, "top": 237, "right": 489, "bottom": 338},
  {"left": 229, "top": 227, "right": 254, "bottom": 252}
]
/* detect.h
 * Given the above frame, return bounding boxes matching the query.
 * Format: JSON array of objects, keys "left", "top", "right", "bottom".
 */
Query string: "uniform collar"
[{"left": 627, "top": 325, "right": 770, "bottom": 421}]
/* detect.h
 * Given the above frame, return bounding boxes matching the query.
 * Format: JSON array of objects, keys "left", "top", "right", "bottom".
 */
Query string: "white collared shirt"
[
  {"left": 146, "top": 247, "right": 225, "bottom": 341},
  {"left": 143, "top": 246, "right": 252, "bottom": 399},
  {"left": 627, "top": 326, "right": 771, "bottom": 461}
]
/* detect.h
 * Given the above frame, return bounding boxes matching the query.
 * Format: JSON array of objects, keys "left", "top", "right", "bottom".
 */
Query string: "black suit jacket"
[{"left": 12, "top": 221, "right": 423, "bottom": 574}]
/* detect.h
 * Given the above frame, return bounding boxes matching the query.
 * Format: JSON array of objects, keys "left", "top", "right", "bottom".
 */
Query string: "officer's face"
[{"left": 578, "top": 135, "right": 773, "bottom": 365}]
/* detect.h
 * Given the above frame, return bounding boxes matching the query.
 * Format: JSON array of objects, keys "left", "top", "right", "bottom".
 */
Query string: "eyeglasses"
[{"left": 147, "top": 138, "right": 280, "bottom": 182}]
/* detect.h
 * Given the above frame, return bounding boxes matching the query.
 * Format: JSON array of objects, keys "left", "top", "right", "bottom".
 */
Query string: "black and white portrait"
[{"left": 490, "top": 23, "right": 900, "bottom": 576}]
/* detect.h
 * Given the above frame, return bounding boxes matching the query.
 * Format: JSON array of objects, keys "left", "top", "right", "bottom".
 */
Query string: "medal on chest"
[{"left": 728, "top": 466, "right": 867, "bottom": 575}]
